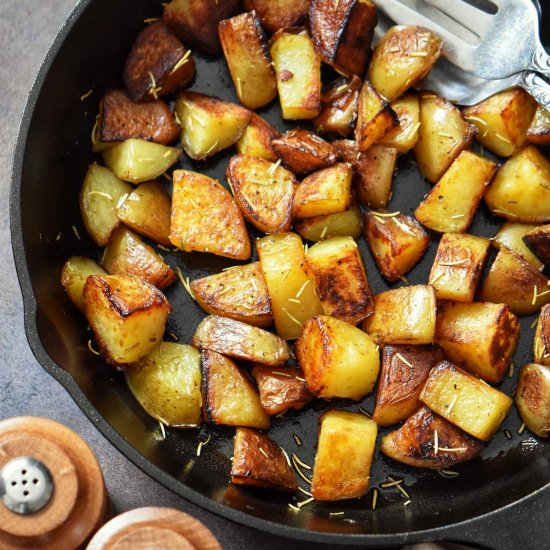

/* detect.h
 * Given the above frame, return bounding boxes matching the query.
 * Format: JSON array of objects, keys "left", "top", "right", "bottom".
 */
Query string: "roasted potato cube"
[
  {"left": 193, "top": 315, "right": 289, "bottom": 367},
  {"left": 295, "top": 205, "right": 362, "bottom": 242},
  {"left": 479, "top": 247, "right": 550, "bottom": 316},
  {"left": 292, "top": 163, "right": 352, "bottom": 219},
  {"left": 257, "top": 232, "right": 323, "bottom": 340},
  {"left": 271, "top": 128, "right": 337, "bottom": 176},
  {"left": 534, "top": 305, "right": 550, "bottom": 366},
  {"left": 98, "top": 90, "right": 179, "bottom": 145},
  {"left": 117, "top": 181, "right": 172, "bottom": 247},
  {"left": 369, "top": 26, "right": 442, "bottom": 102},
  {"left": 175, "top": 91, "right": 251, "bottom": 160},
  {"left": 126, "top": 343, "right": 202, "bottom": 427},
  {"left": 494, "top": 222, "right": 544, "bottom": 271},
  {"left": 123, "top": 21, "right": 195, "bottom": 102},
  {"left": 516, "top": 363, "right": 550, "bottom": 438},
  {"left": 227, "top": 155, "right": 295, "bottom": 234},
  {"left": 428, "top": 233, "right": 490, "bottom": 302},
  {"left": 243, "top": 0, "right": 309, "bottom": 34},
  {"left": 355, "top": 81, "right": 398, "bottom": 152},
  {"left": 309, "top": 0, "right": 377, "bottom": 76},
  {"left": 523, "top": 224, "right": 550, "bottom": 266},
  {"left": 435, "top": 301, "right": 520, "bottom": 383},
  {"left": 270, "top": 28, "right": 321, "bottom": 120},
  {"left": 311, "top": 410, "right": 377, "bottom": 501},
  {"left": 231, "top": 428, "right": 297, "bottom": 491},
  {"left": 527, "top": 105, "right": 550, "bottom": 146},
  {"left": 83, "top": 275, "right": 171, "bottom": 367},
  {"left": 80, "top": 163, "right": 133, "bottom": 247},
  {"left": 163, "top": 0, "right": 240, "bottom": 55},
  {"left": 414, "top": 93, "right": 477, "bottom": 184},
  {"left": 420, "top": 361, "right": 513, "bottom": 441},
  {"left": 219, "top": 12, "right": 277, "bottom": 109},
  {"left": 201, "top": 350, "right": 270, "bottom": 429},
  {"left": 379, "top": 95, "right": 420, "bottom": 153},
  {"left": 61, "top": 257, "right": 107, "bottom": 312},
  {"left": 414, "top": 151, "right": 497, "bottom": 233},
  {"left": 103, "top": 139, "right": 180, "bottom": 184},
  {"left": 191, "top": 263, "right": 272, "bottom": 328},
  {"left": 484, "top": 146, "right": 550, "bottom": 224},
  {"left": 170, "top": 170, "right": 251, "bottom": 260},
  {"left": 251, "top": 365, "right": 313, "bottom": 415},
  {"left": 305, "top": 236, "right": 374, "bottom": 324},
  {"left": 363, "top": 284, "right": 436, "bottom": 345},
  {"left": 373, "top": 345, "right": 444, "bottom": 426},
  {"left": 463, "top": 88, "right": 537, "bottom": 157},
  {"left": 381, "top": 405, "right": 484, "bottom": 468},
  {"left": 333, "top": 140, "right": 398, "bottom": 209},
  {"left": 296, "top": 315, "right": 379, "bottom": 400},
  {"left": 364, "top": 211, "right": 429, "bottom": 282},
  {"left": 236, "top": 113, "right": 280, "bottom": 161}
]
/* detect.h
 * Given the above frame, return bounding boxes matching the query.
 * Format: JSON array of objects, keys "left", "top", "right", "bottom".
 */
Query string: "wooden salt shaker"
[{"left": 0, "top": 416, "right": 109, "bottom": 549}]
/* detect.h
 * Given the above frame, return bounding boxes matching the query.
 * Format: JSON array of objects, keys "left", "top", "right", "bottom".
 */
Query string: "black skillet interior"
[{"left": 10, "top": 0, "right": 550, "bottom": 546}]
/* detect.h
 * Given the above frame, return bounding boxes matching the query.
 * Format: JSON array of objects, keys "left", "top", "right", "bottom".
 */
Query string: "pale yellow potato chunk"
[
  {"left": 61, "top": 256, "right": 107, "bottom": 312},
  {"left": 379, "top": 94, "right": 420, "bottom": 153},
  {"left": 494, "top": 222, "right": 544, "bottom": 270}
]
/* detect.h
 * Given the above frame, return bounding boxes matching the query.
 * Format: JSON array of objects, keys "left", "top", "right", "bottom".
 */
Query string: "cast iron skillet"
[{"left": 10, "top": 0, "right": 550, "bottom": 547}]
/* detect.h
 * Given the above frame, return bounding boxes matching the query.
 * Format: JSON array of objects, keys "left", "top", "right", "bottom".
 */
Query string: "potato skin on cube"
[
  {"left": 236, "top": 113, "right": 281, "bottom": 162},
  {"left": 534, "top": 305, "right": 550, "bottom": 367},
  {"left": 515, "top": 363, "right": 550, "bottom": 438},
  {"left": 243, "top": 0, "right": 309, "bottom": 34},
  {"left": 295, "top": 205, "right": 362, "bottom": 243},
  {"left": 311, "top": 410, "right": 377, "bottom": 501},
  {"left": 379, "top": 94, "right": 420, "bottom": 153},
  {"left": 527, "top": 105, "right": 550, "bottom": 146},
  {"left": 494, "top": 222, "right": 543, "bottom": 271},
  {"left": 296, "top": 315, "right": 380, "bottom": 400},
  {"left": 522, "top": 224, "right": 550, "bottom": 266},
  {"left": 61, "top": 257, "right": 107, "bottom": 312}
]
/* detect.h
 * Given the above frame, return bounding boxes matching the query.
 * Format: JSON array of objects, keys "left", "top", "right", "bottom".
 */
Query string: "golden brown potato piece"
[
  {"left": 231, "top": 428, "right": 297, "bottom": 492},
  {"left": 163, "top": 0, "right": 240, "bottom": 55},
  {"left": 251, "top": 365, "right": 313, "bottom": 415},
  {"left": 428, "top": 233, "right": 490, "bottom": 302},
  {"left": 516, "top": 363, "right": 550, "bottom": 438},
  {"left": 463, "top": 88, "right": 537, "bottom": 157},
  {"left": 484, "top": 146, "right": 550, "bottom": 224},
  {"left": 523, "top": 224, "right": 550, "bottom": 266},
  {"left": 534, "top": 305, "right": 550, "bottom": 367},
  {"left": 61, "top": 257, "right": 107, "bottom": 312},
  {"left": 373, "top": 345, "right": 444, "bottom": 427},
  {"left": 305, "top": 236, "right": 374, "bottom": 324},
  {"left": 528, "top": 105, "right": 550, "bottom": 145},
  {"left": 226, "top": 155, "right": 295, "bottom": 233},
  {"left": 494, "top": 222, "right": 544, "bottom": 271},
  {"left": 243, "top": 0, "right": 309, "bottom": 34},
  {"left": 420, "top": 361, "right": 513, "bottom": 441},
  {"left": 414, "top": 93, "right": 477, "bottom": 184},
  {"left": 381, "top": 406, "right": 484, "bottom": 468},
  {"left": 311, "top": 410, "right": 377, "bottom": 501},
  {"left": 369, "top": 26, "right": 442, "bottom": 102},
  {"left": 435, "top": 301, "right": 520, "bottom": 383},
  {"left": 191, "top": 263, "right": 272, "bottom": 328},
  {"left": 333, "top": 140, "right": 398, "bottom": 209},
  {"left": 219, "top": 12, "right": 277, "bottom": 109},
  {"left": 170, "top": 170, "right": 251, "bottom": 260},
  {"left": 117, "top": 181, "right": 172, "bottom": 247},
  {"left": 479, "top": 247, "right": 550, "bottom": 316},
  {"left": 379, "top": 95, "right": 420, "bottom": 153},
  {"left": 98, "top": 90, "right": 179, "bottom": 145},
  {"left": 309, "top": 0, "right": 377, "bottom": 76},
  {"left": 236, "top": 113, "right": 281, "bottom": 162},
  {"left": 295, "top": 205, "right": 362, "bottom": 242},
  {"left": 364, "top": 211, "right": 429, "bottom": 282},
  {"left": 296, "top": 315, "right": 379, "bottom": 400},
  {"left": 414, "top": 151, "right": 497, "bottom": 234},
  {"left": 271, "top": 128, "right": 337, "bottom": 176},
  {"left": 363, "top": 285, "right": 436, "bottom": 345},
  {"left": 192, "top": 315, "right": 289, "bottom": 367},
  {"left": 355, "top": 81, "right": 398, "bottom": 152},
  {"left": 201, "top": 350, "right": 270, "bottom": 429},
  {"left": 123, "top": 20, "right": 195, "bottom": 102},
  {"left": 83, "top": 275, "right": 171, "bottom": 367},
  {"left": 292, "top": 163, "right": 352, "bottom": 219}
]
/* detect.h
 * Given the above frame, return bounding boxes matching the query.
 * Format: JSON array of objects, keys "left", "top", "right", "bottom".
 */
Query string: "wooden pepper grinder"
[{"left": 0, "top": 416, "right": 109, "bottom": 549}]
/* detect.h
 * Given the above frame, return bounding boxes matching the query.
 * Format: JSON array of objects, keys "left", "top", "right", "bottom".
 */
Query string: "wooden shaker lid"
[
  {"left": 87, "top": 507, "right": 222, "bottom": 550},
  {"left": 0, "top": 416, "right": 109, "bottom": 549}
]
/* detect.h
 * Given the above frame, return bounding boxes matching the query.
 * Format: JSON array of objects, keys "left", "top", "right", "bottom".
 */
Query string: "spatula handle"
[{"left": 518, "top": 71, "right": 550, "bottom": 110}]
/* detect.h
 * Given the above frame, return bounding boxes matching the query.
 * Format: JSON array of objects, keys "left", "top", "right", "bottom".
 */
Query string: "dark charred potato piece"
[
  {"left": 528, "top": 105, "right": 550, "bottom": 145},
  {"left": 193, "top": 315, "right": 289, "bottom": 367},
  {"left": 201, "top": 350, "right": 270, "bottom": 429},
  {"left": 236, "top": 113, "right": 281, "bottom": 161},
  {"left": 524, "top": 224, "right": 550, "bottom": 266},
  {"left": 251, "top": 365, "right": 313, "bottom": 415},
  {"left": 271, "top": 128, "right": 337, "bottom": 176},
  {"left": 102, "top": 227, "right": 176, "bottom": 290},
  {"left": 516, "top": 363, "right": 550, "bottom": 438},
  {"left": 123, "top": 20, "right": 195, "bottom": 102},
  {"left": 243, "top": 0, "right": 310, "bottom": 34},
  {"left": 381, "top": 405, "right": 484, "bottom": 468},
  {"left": 163, "top": 0, "right": 240, "bottom": 55},
  {"left": 373, "top": 345, "right": 444, "bottom": 427},
  {"left": 98, "top": 90, "right": 179, "bottom": 145},
  {"left": 231, "top": 428, "right": 297, "bottom": 492},
  {"left": 534, "top": 305, "right": 550, "bottom": 366},
  {"left": 309, "top": 0, "right": 377, "bottom": 76},
  {"left": 295, "top": 205, "right": 362, "bottom": 242}
]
